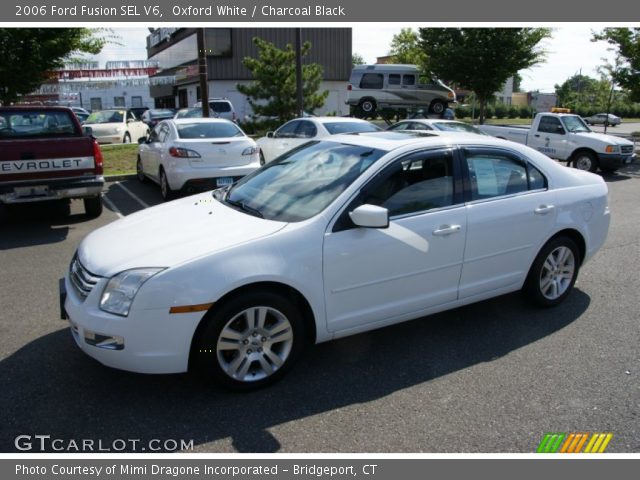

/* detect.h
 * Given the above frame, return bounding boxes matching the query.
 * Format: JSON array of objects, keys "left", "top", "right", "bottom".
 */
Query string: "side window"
[
  {"left": 296, "top": 121, "right": 317, "bottom": 138},
  {"left": 388, "top": 122, "right": 409, "bottom": 131},
  {"left": 402, "top": 74, "right": 416, "bottom": 86},
  {"left": 359, "top": 73, "right": 384, "bottom": 89},
  {"left": 148, "top": 124, "right": 162, "bottom": 142},
  {"left": 465, "top": 152, "right": 529, "bottom": 200},
  {"left": 363, "top": 150, "right": 455, "bottom": 217},
  {"left": 157, "top": 124, "right": 170, "bottom": 143},
  {"left": 528, "top": 164, "right": 547, "bottom": 190},
  {"left": 538, "top": 116, "right": 564, "bottom": 134},
  {"left": 388, "top": 74, "right": 401, "bottom": 85},
  {"left": 275, "top": 121, "right": 300, "bottom": 138},
  {"left": 409, "top": 122, "right": 432, "bottom": 131},
  {"left": 127, "top": 111, "right": 136, "bottom": 121}
]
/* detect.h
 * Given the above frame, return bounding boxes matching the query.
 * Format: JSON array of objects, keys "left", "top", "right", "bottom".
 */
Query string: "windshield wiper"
[{"left": 225, "top": 198, "right": 263, "bottom": 218}]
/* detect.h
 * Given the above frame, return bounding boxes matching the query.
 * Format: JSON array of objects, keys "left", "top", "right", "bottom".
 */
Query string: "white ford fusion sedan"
[{"left": 62, "top": 132, "right": 610, "bottom": 389}]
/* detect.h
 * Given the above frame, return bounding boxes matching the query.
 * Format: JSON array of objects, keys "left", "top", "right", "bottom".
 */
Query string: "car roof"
[{"left": 171, "top": 118, "right": 237, "bottom": 125}]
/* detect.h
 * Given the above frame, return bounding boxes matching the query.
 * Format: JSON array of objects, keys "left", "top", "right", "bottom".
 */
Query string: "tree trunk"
[{"left": 478, "top": 97, "right": 487, "bottom": 125}]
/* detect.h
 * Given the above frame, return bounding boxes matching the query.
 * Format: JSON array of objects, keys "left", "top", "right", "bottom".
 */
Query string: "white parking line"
[
  {"left": 101, "top": 194, "right": 123, "bottom": 218},
  {"left": 114, "top": 181, "right": 150, "bottom": 209}
]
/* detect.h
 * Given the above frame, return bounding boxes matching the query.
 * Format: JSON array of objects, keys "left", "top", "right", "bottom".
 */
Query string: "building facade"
[{"left": 147, "top": 28, "right": 352, "bottom": 118}]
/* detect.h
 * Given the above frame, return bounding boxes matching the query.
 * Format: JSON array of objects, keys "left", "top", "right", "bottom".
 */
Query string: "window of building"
[
  {"left": 131, "top": 96, "right": 143, "bottom": 108},
  {"left": 113, "top": 97, "right": 125, "bottom": 107},
  {"left": 90, "top": 98, "right": 102, "bottom": 111}
]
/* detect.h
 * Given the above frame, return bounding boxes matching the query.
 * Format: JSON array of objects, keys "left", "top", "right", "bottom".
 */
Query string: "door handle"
[
  {"left": 534, "top": 134, "right": 540, "bottom": 137},
  {"left": 534, "top": 204, "right": 555, "bottom": 215},
  {"left": 432, "top": 224, "right": 461, "bottom": 236}
]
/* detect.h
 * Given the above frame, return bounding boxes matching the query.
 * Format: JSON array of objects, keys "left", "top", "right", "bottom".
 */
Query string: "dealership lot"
[{"left": 1, "top": 164, "right": 639, "bottom": 453}]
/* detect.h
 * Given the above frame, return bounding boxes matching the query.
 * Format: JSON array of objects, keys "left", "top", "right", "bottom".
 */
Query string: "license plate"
[
  {"left": 14, "top": 185, "right": 49, "bottom": 197},
  {"left": 216, "top": 177, "right": 233, "bottom": 186}
]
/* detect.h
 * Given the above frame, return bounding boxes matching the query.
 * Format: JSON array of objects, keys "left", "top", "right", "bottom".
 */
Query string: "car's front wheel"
[
  {"left": 524, "top": 236, "right": 580, "bottom": 307},
  {"left": 123, "top": 132, "right": 131, "bottom": 144},
  {"left": 572, "top": 151, "right": 598, "bottom": 173},
  {"left": 136, "top": 157, "right": 147, "bottom": 183},
  {"left": 194, "top": 291, "right": 306, "bottom": 390}
]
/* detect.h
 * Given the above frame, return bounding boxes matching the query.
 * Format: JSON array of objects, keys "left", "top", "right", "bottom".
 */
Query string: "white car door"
[
  {"left": 323, "top": 148, "right": 467, "bottom": 333},
  {"left": 261, "top": 120, "right": 308, "bottom": 161},
  {"left": 527, "top": 115, "right": 571, "bottom": 160},
  {"left": 458, "top": 147, "right": 557, "bottom": 300}
]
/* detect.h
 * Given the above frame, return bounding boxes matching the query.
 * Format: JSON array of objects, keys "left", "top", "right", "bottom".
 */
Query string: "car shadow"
[
  {"left": 0, "top": 289, "right": 590, "bottom": 453},
  {"left": 0, "top": 201, "right": 89, "bottom": 250},
  {"left": 601, "top": 162, "right": 640, "bottom": 182}
]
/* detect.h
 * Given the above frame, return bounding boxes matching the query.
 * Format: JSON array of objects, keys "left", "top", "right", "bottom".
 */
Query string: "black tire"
[
  {"left": 524, "top": 236, "right": 580, "bottom": 308},
  {"left": 83, "top": 196, "right": 103, "bottom": 217},
  {"left": 259, "top": 150, "right": 266, "bottom": 166},
  {"left": 194, "top": 291, "right": 307, "bottom": 390},
  {"left": 358, "top": 98, "right": 377, "bottom": 117},
  {"left": 429, "top": 100, "right": 447, "bottom": 115},
  {"left": 123, "top": 132, "right": 131, "bottom": 144},
  {"left": 159, "top": 168, "right": 174, "bottom": 201},
  {"left": 572, "top": 151, "right": 598, "bottom": 173},
  {"left": 136, "top": 157, "right": 147, "bottom": 183}
]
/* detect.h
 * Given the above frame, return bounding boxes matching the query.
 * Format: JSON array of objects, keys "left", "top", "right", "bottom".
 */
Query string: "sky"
[{"left": 91, "top": 26, "right": 618, "bottom": 93}]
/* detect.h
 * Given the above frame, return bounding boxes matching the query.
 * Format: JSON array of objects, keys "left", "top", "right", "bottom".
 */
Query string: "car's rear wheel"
[
  {"left": 83, "top": 196, "right": 103, "bottom": 217},
  {"left": 429, "top": 100, "right": 447, "bottom": 115},
  {"left": 524, "top": 236, "right": 580, "bottom": 307},
  {"left": 136, "top": 157, "right": 147, "bottom": 183},
  {"left": 572, "top": 151, "right": 598, "bottom": 173},
  {"left": 159, "top": 168, "right": 174, "bottom": 201},
  {"left": 194, "top": 291, "right": 306, "bottom": 390},
  {"left": 123, "top": 132, "right": 131, "bottom": 144},
  {"left": 358, "top": 98, "right": 377, "bottom": 117}
]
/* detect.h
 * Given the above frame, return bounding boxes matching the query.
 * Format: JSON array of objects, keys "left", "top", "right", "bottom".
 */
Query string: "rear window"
[
  {"left": 177, "top": 122, "right": 243, "bottom": 139},
  {"left": 323, "top": 122, "right": 381, "bottom": 135},
  {"left": 0, "top": 110, "right": 79, "bottom": 139},
  {"left": 210, "top": 102, "right": 232, "bottom": 113}
]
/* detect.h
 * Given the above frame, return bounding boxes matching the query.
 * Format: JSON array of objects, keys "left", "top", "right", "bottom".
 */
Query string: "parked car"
[
  {"left": 0, "top": 106, "right": 104, "bottom": 216},
  {"left": 62, "top": 131, "right": 610, "bottom": 389},
  {"left": 479, "top": 113, "right": 635, "bottom": 173},
  {"left": 71, "top": 106, "right": 90, "bottom": 116},
  {"left": 347, "top": 64, "right": 457, "bottom": 117},
  {"left": 174, "top": 107, "right": 219, "bottom": 119},
  {"left": 193, "top": 98, "right": 237, "bottom": 122},
  {"left": 83, "top": 109, "right": 148, "bottom": 144},
  {"left": 387, "top": 119, "right": 487, "bottom": 135},
  {"left": 583, "top": 113, "right": 621, "bottom": 126},
  {"left": 141, "top": 108, "right": 176, "bottom": 129},
  {"left": 130, "top": 107, "right": 149, "bottom": 120},
  {"left": 74, "top": 111, "right": 90, "bottom": 124},
  {"left": 256, "top": 116, "right": 381, "bottom": 164},
  {"left": 136, "top": 118, "right": 260, "bottom": 200}
]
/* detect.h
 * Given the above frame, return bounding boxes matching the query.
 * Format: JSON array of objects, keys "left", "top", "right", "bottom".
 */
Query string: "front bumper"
[
  {"left": 597, "top": 152, "right": 636, "bottom": 170},
  {"left": 61, "top": 273, "right": 204, "bottom": 374},
  {"left": 0, "top": 176, "right": 104, "bottom": 204}
]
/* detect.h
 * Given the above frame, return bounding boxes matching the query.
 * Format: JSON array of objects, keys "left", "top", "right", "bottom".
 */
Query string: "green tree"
[
  {"left": 592, "top": 28, "right": 640, "bottom": 102},
  {"left": 419, "top": 28, "right": 551, "bottom": 123},
  {"left": 237, "top": 38, "right": 328, "bottom": 124},
  {"left": 389, "top": 28, "right": 427, "bottom": 67},
  {"left": 0, "top": 28, "right": 109, "bottom": 105},
  {"left": 352, "top": 52, "right": 365, "bottom": 66}
]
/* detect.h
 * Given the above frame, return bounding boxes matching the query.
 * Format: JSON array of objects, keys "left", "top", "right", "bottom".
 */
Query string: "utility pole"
[
  {"left": 295, "top": 28, "right": 303, "bottom": 118},
  {"left": 197, "top": 28, "right": 210, "bottom": 117}
]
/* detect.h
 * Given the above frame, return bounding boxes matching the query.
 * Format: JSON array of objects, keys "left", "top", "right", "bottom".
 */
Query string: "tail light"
[
  {"left": 169, "top": 146, "right": 201, "bottom": 158},
  {"left": 347, "top": 84, "right": 352, "bottom": 91},
  {"left": 92, "top": 139, "right": 104, "bottom": 175}
]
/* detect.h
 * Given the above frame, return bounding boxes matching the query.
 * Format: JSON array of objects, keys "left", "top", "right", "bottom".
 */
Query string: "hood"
[
  {"left": 78, "top": 192, "right": 287, "bottom": 277},
  {"left": 84, "top": 122, "right": 122, "bottom": 135},
  {"left": 574, "top": 131, "right": 633, "bottom": 146}
]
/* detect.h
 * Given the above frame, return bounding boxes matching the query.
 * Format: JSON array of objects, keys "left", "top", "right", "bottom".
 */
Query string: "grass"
[{"left": 100, "top": 144, "right": 138, "bottom": 176}]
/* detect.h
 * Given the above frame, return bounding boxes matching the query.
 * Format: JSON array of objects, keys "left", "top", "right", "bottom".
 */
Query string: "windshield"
[
  {"left": 86, "top": 110, "right": 124, "bottom": 124},
  {"left": 177, "top": 122, "right": 243, "bottom": 139},
  {"left": 432, "top": 122, "right": 487, "bottom": 135},
  {"left": 562, "top": 116, "right": 591, "bottom": 133},
  {"left": 223, "top": 141, "right": 386, "bottom": 222},
  {"left": 323, "top": 121, "right": 381, "bottom": 135}
]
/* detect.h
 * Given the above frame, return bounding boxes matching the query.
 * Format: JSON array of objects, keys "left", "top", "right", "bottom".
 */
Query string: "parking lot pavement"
[{"left": 1, "top": 165, "right": 639, "bottom": 453}]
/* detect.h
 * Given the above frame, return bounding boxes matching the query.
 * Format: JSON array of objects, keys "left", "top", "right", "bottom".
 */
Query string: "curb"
[{"left": 105, "top": 174, "right": 136, "bottom": 182}]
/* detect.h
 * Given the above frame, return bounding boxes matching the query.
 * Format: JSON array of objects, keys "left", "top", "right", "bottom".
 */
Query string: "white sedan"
[
  {"left": 83, "top": 109, "right": 148, "bottom": 144},
  {"left": 63, "top": 132, "right": 610, "bottom": 390},
  {"left": 255, "top": 116, "right": 381, "bottom": 164},
  {"left": 387, "top": 118, "right": 488, "bottom": 135},
  {"left": 136, "top": 118, "right": 260, "bottom": 200}
]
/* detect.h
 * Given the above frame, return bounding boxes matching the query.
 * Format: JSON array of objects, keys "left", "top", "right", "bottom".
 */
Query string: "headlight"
[
  {"left": 242, "top": 146, "right": 258, "bottom": 156},
  {"left": 99, "top": 268, "right": 165, "bottom": 316},
  {"left": 605, "top": 145, "right": 620, "bottom": 153}
]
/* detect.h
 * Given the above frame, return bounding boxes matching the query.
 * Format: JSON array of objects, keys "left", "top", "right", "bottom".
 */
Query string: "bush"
[
  {"left": 494, "top": 103, "right": 507, "bottom": 119},
  {"left": 519, "top": 106, "right": 533, "bottom": 119},
  {"left": 483, "top": 105, "right": 494, "bottom": 119},
  {"left": 455, "top": 105, "right": 470, "bottom": 119},
  {"left": 507, "top": 106, "right": 519, "bottom": 119}
]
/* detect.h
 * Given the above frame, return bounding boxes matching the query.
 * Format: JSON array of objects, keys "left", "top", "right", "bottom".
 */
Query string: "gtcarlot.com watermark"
[{"left": 14, "top": 435, "right": 194, "bottom": 452}]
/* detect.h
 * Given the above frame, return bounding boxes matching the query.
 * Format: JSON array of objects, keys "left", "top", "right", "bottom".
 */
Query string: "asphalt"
[{"left": 0, "top": 164, "right": 638, "bottom": 453}]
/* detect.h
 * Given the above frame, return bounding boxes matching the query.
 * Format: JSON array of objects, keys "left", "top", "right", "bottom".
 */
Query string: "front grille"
[
  {"left": 621, "top": 145, "right": 633, "bottom": 155},
  {"left": 69, "top": 255, "right": 101, "bottom": 300}
]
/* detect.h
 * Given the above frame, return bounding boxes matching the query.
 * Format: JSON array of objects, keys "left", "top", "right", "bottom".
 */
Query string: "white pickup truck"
[{"left": 479, "top": 113, "right": 635, "bottom": 173}]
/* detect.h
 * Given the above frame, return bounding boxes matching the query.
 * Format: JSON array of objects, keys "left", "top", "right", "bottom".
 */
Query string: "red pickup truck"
[{"left": 0, "top": 106, "right": 105, "bottom": 216}]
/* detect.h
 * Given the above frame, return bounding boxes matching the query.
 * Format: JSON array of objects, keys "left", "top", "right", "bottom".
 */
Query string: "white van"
[{"left": 347, "top": 64, "right": 456, "bottom": 117}]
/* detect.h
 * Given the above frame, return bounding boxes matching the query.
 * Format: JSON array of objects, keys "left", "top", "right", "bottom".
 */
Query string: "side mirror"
[
  {"left": 266, "top": 131, "right": 274, "bottom": 138},
  {"left": 349, "top": 204, "right": 389, "bottom": 229},
  {"left": 83, "top": 126, "right": 93, "bottom": 137}
]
